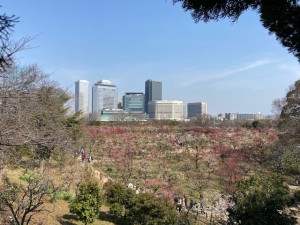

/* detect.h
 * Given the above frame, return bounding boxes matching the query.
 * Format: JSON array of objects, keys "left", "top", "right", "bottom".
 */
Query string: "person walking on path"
[
  {"left": 177, "top": 197, "right": 183, "bottom": 212},
  {"left": 183, "top": 194, "right": 187, "bottom": 210},
  {"left": 189, "top": 199, "right": 194, "bottom": 210}
]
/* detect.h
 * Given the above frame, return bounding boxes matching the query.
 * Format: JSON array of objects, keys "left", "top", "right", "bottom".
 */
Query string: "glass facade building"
[
  {"left": 92, "top": 80, "right": 118, "bottom": 114},
  {"left": 75, "top": 80, "right": 89, "bottom": 115},
  {"left": 123, "top": 92, "right": 145, "bottom": 114},
  {"left": 145, "top": 79, "right": 162, "bottom": 114},
  {"left": 187, "top": 102, "right": 207, "bottom": 118}
]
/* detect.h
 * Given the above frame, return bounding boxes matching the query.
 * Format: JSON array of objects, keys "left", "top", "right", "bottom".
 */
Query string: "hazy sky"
[{"left": 2, "top": 0, "right": 299, "bottom": 115}]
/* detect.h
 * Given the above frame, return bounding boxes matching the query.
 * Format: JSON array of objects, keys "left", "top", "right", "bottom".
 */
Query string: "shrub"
[
  {"left": 105, "top": 183, "right": 134, "bottom": 205},
  {"left": 109, "top": 203, "right": 124, "bottom": 218},
  {"left": 69, "top": 181, "right": 103, "bottom": 225},
  {"left": 294, "top": 190, "right": 300, "bottom": 202},
  {"left": 228, "top": 174, "right": 297, "bottom": 225},
  {"left": 19, "top": 169, "right": 39, "bottom": 181},
  {"left": 127, "top": 192, "right": 178, "bottom": 225},
  {"left": 57, "top": 191, "right": 73, "bottom": 201},
  {"left": 252, "top": 120, "right": 262, "bottom": 128}
]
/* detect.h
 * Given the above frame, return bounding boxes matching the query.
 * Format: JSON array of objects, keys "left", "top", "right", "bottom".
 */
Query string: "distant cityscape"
[{"left": 75, "top": 79, "right": 264, "bottom": 121}]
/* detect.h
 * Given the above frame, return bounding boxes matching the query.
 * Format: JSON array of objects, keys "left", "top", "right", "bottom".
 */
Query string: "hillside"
[{"left": 1, "top": 123, "right": 300, "bottom": 225}]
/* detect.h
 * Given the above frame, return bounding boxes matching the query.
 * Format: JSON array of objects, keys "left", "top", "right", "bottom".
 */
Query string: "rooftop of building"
[
  {"left": 76, "top": 80, "right": 89, "bottom": 83},
  {"left": 187, "top": 102, "right": 207, "bottom": 105},
  {"left": 94, "top": 80, "right": 116, "bottom": 87},
  {"left": 145, "top": 79, "right": 162, "bottom": 83},
  {"left": 149, "top": 100, "right": 183, "bottom": 104}
]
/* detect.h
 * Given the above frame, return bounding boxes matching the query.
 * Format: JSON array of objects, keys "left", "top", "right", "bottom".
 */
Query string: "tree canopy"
[
  {"left": 228, "top": 174, "right": 297, "bottom": 225},
  {"left": 270, "top": 80, "right": 300, "bottom": 174},
  {"left": 0, "top": 64, "right": 83, "bottom": 167},
  {"left": 104, "top": 183, "right": 178, "bottom": 225},
  {"left": 69, "top": 181, "right": 103, "bottom": 225},
  {"left": 173, "top": 0, "right": 300, "bottom": 62}
]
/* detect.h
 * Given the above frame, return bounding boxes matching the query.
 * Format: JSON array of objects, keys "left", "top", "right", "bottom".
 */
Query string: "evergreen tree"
[
  {"left": 228, "top": 174, "right": 296, "bottom": 225},
  {"left": 70, "top": 181, "right": 103, "bottom": 225}
]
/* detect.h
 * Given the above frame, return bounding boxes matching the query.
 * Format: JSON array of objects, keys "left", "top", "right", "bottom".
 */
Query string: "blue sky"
[{"left": 2, "top": 0, "right": 299, "bottom": 115}]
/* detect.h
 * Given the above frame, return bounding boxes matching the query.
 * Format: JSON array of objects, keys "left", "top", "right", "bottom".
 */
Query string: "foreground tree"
[
  {"left": 104, "top": 183, "right": 135, "bottom": 219},
  {"left": 228, "top": 174, "right": 296, "bottom": 225},
  {"left": 69, "top": 181, "right": 103, "bottom": 225},
  {"left": 0, "top": 65, "right": 82, "bottom": 167},
  {"left": 0, "top": 170, "right": 59, "bottom": 225},
  {"left": 282, "top": 80, "right": 300, "bottom": 112},
  {"left": 0, "top": 65, "right": 83, "bottom": 223},
  {"left": 270, "top": 80, "right": 300, "bottom": 175},
  {"left": 173, "top": 0, "right": 300, "bottom": 61},
  {"left": 0, "top": 6, "right": 31, "bottom": 72}
]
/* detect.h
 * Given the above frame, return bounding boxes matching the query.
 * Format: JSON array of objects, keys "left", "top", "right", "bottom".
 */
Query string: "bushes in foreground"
[{"left": 105, "top": 183, "right": 179, "bottom": 225}]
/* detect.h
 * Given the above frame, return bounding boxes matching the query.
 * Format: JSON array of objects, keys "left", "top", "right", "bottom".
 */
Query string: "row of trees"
[
  {"left": 68, "top": 176, "right": 296, "bottom": 225},
  {"left": 68, "top": 181, "right": 179, "bottom": 225}
]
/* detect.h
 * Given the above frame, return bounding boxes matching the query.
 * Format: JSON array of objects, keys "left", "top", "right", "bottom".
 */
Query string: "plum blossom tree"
[{"left": 110, "top": 133, "right": 136, "bottom": 184}]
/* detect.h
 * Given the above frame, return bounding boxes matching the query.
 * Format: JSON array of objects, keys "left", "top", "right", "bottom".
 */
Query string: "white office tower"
[
  {"left": 75, "top": 80, "right": 89, "bottom": 115},
  {"left": 148, "top": 100, "right": 184, "bottom": 120},
  {"left": 92, "top": 80, "right": 118, "bottom": 114}
]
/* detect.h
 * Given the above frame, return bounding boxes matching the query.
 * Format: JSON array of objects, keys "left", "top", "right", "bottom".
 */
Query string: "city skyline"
[
  {"left": 75, "top": 78, "right": 266, "bottom": 118},
  {"left": 75, "top": 79, "right": 211, "bottom": 117},
  {"left": 2, "top": 0, "right": 299, "bottom": 116}
]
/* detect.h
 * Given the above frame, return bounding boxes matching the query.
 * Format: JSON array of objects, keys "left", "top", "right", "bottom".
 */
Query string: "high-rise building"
[
  {"left": 92, "top": 80, "right": 118, "bottom": 114},
  {"left": 123, "top": 92, "right": 145, "bottom": 114},
  {"left": 187, "top": 102, "right": 207, "bottom": 118},
  {"left": 75, "top": 80, "right": 89, "bottom": 115},
  {"left": 145, "top": 79, "right": 162, "bottom": 114},
  {"left": 148, "top": 100, "right": 184, "bottom": 120}
]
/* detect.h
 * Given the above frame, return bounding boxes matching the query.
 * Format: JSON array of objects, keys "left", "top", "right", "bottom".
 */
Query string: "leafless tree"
[
  {"left": 0, "top": 65, "right": 79, "bottom": 168},
  {"left": 190, "top": 114, "right": 216, "bottom": 127},
  {"left": 272, "top": 98, "right": 286, "bottom": 118},
  {"left": 0, "top": 10, "right": 31, "bottom": 72},
  {"left": 0, "top": 171, "right": 59, "bottom": 225}
]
